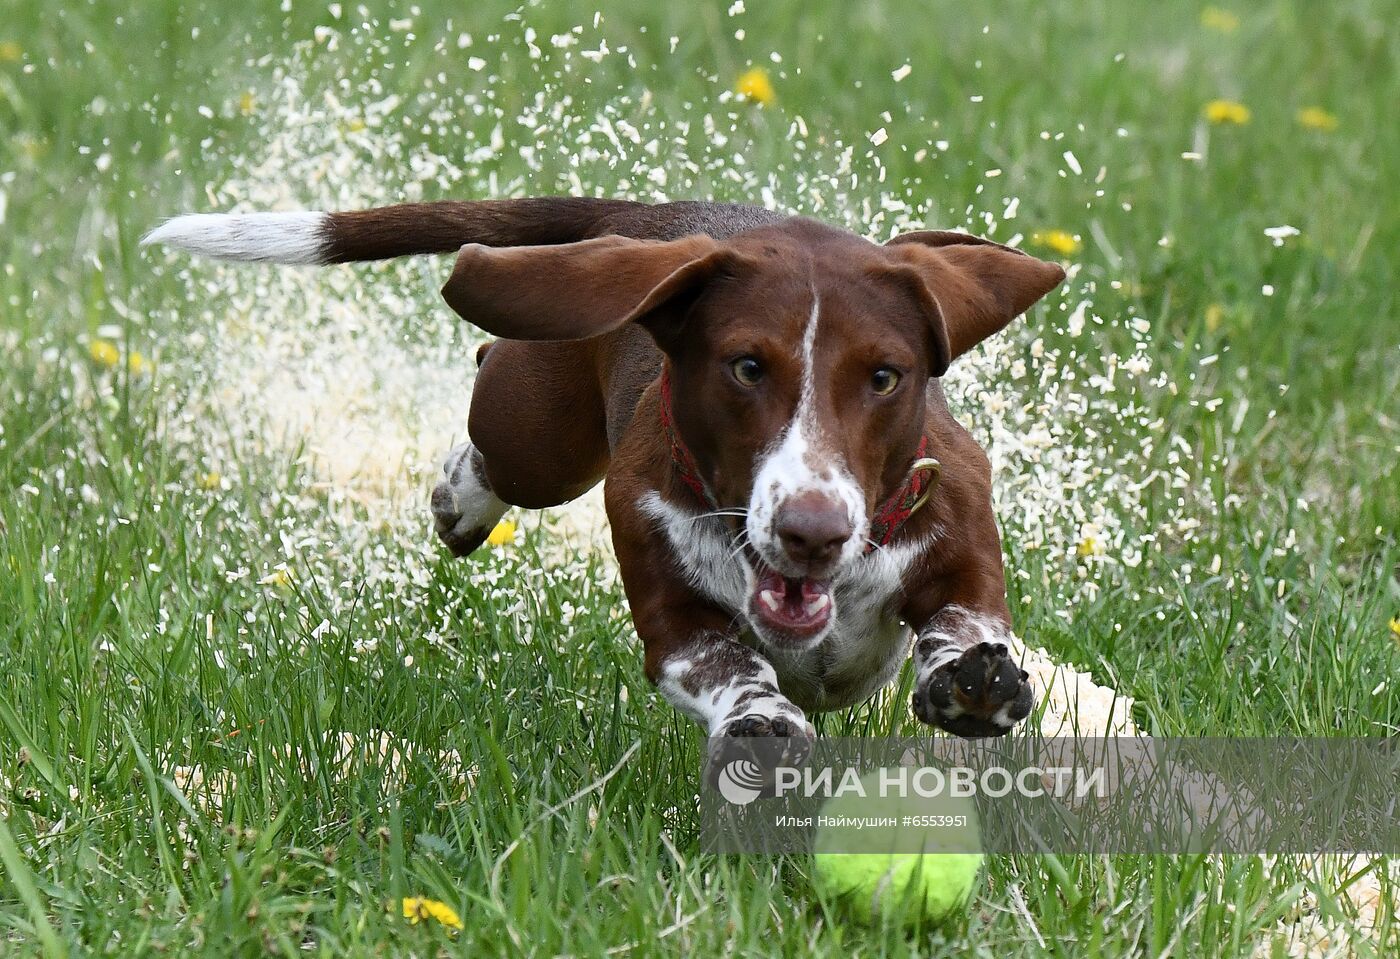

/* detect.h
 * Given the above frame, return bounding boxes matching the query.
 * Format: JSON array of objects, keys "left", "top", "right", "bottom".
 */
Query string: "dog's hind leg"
[{"left": 431, "top": 442, "right": 509, "bottom": 557}]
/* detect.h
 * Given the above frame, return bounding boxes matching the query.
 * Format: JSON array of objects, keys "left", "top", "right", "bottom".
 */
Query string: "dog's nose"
[{"left": 774, "top": 492, "right": 854, "bottom": 569}]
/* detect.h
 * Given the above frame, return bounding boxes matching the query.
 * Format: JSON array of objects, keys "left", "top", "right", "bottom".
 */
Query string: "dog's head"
[{"left": 442, "top": 217, "right": 1064, "bottom": 647}]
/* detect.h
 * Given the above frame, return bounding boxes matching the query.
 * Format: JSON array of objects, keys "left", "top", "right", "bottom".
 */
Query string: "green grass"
[{"left": 2, "top": 0, "right": 1398, "bottom": 955}]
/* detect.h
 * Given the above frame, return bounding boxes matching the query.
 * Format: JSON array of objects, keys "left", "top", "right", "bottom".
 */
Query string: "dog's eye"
[
  {"left": 871, "top": 367, "right": 901, "bottom": 395},
  {"left": 731, "top": 357, "right": 764, "bottom": 387}
]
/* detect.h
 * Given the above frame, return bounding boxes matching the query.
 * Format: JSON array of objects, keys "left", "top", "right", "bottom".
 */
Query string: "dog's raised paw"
[
  {"left": 430, "top": 482, "right": 490, "bottom": 557},
  {"left": 913, "top": 641, "right": 1033, "bottom": 737},
  {"left": 705, "top": 713, "right": 815, "bottom": 792}
]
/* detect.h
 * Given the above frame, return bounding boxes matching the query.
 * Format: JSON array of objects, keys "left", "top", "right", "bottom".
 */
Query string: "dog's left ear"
[{"left": 883, "top": 230, "right": 1066, "bottom": 376}]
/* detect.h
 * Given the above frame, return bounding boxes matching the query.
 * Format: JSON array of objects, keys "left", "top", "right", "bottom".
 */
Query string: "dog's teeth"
[
  {"left": 805, "top": 594, "right": 831, "bottom": 615},
  {"left": 759, "top": 590, "right": 782, "bottom": 613}
]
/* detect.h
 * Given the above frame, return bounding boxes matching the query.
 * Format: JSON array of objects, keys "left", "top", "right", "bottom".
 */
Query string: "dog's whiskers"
[
  {"left": 725, "top": 609, "right": 750, "bottom": 635},
  {"left": 683, "top": 508, "right": 749, "bottom": 525}
]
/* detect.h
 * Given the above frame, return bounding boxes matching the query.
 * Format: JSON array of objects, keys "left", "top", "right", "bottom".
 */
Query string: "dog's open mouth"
[{"left": 749, "top": 565, "right": 833, "bottom": 643}]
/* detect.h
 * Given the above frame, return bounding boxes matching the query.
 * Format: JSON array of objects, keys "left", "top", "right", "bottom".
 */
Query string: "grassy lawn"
[{"left": 1, "top": 0, "right": 1397, "bottom": 955}]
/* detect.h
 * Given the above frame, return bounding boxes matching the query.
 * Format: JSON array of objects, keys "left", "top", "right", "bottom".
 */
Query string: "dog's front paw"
[
  {"left": 913, "top": 641, "right": 1033, "bottom": 737},
  {"left": 705, "top": 712, "right": 815, "bottom": 793}
]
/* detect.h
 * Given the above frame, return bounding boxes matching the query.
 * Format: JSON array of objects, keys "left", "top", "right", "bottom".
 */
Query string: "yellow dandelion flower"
[
  {"left": 343, "top": 117, "right": 367, "bottom": 133},
  {"left": 127, "top": 351, "right": 150, "bottom": 376},
  {"left": 258, "top": 567, "right": 293, "bottom": 589},
  {"left": 1389, "top": 617, "right": 1400, "bottom": 641},
  {"left": 1031, "top": 230, "right": 1081, "bottom": 257},
  {"left": 0, "top": 41, "right": 21, "bottom": 62},
  {"left": 239, "top": 91, "right": 256, "bottom": 116},
  {"left": 486, "top": 519, "right": 517, "bottom": 547},
  {"left": 1295, "top": 106, "right": 1338, "bottom": 132},
  {"left": 1205, "top": 303, "right": 1225, "bottom": 333},
  {"left": 1077, "top": 535, "right": 1105, "bottom": 558},
  {"left": 197, "top": 471, "right": 222, "bottom": 491},
  {"left": 401, "top": 897, "right": 463, "bottom": 931},
  {"left": 1204, "top": 99, "right": 1251, "bottom": 125},
  {"left": 1200, "top": 7, "right": 1240, "bottom": 33},
  {"left": 734, "top": 67, "right": 776, "bottom": 107},
  {"left": 88, "top": 339, "right": 120, "bottom": 368}
]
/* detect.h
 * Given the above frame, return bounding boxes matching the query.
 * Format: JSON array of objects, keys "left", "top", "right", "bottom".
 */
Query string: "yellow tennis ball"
[{"left": 812, "top": 769, "right": 983, "bottom": 926}]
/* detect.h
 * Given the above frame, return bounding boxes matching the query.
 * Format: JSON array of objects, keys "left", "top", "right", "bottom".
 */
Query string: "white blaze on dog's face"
[{"left": 742, "top": 290, "right": 869, "bottom": 645}]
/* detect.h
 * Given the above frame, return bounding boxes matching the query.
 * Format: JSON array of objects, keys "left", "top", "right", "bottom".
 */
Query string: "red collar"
[
  {"left": 658, "top": 368, "right": 720, "bottom": 510},
  {"left": 658, "top": 368, "right": 939, "bottom": 552}
]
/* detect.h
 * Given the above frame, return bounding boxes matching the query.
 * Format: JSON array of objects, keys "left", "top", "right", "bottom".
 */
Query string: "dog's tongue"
[{"left": 752, "top": 566, "right": 833, "bottom": 641}]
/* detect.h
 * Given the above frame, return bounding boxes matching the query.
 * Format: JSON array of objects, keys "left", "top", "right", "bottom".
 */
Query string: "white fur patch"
[
  {"left": 142, "top": 212, "right": 330, "bottom": 264},
  {"left": 658, "top": 653, "right": 803, "bottom": 735},
  {"left": 434, "top": 442, "right": 507, "bottom": 541},
  {"left": 639, "top": 493, "right": 750, "bottom": 608}
]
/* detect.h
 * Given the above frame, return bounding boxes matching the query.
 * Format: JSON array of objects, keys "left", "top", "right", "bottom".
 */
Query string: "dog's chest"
[{"left": 641, "top": 495, "right": 918, "bottom": 713}]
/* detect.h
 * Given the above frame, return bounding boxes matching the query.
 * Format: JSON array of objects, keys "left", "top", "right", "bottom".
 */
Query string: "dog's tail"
[{"left": 141, "top": 198, "right": 641, "bottom": 265}]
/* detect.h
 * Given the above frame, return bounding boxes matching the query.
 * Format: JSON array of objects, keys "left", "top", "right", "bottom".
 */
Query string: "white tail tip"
[{"left": 141, "top": 211, "right": 331, "bottom": 264}]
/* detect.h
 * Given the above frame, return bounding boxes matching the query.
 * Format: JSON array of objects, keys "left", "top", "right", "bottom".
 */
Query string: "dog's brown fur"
[{"left": 145, "top": 197, "right": 1066, "bottom": 762}]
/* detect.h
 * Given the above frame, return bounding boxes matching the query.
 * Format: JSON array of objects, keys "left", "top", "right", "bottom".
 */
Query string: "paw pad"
[{"left": 914, "top": 642, "right": 1033, "bottom": 738}]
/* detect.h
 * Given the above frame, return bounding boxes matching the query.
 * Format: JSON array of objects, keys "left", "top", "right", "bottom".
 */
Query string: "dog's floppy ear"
[
  {"left": 441, "top": 233, "right": 735, "bottom": 342},
  {"left": 884, "top": 230, "right": 1066, "bottom": 374}
]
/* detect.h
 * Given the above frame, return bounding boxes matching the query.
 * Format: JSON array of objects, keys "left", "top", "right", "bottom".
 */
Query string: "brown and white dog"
[{"left": 144, "top": 197, "right": 1065, "bottom": 763}]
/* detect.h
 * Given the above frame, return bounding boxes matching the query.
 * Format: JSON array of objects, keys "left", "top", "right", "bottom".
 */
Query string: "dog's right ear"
[
  {"left": 883, "top": 231, "right": 1066, "bottom": 373},
  {"left": 441, "top": 234, "right": 738, "bottom": 343}
]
